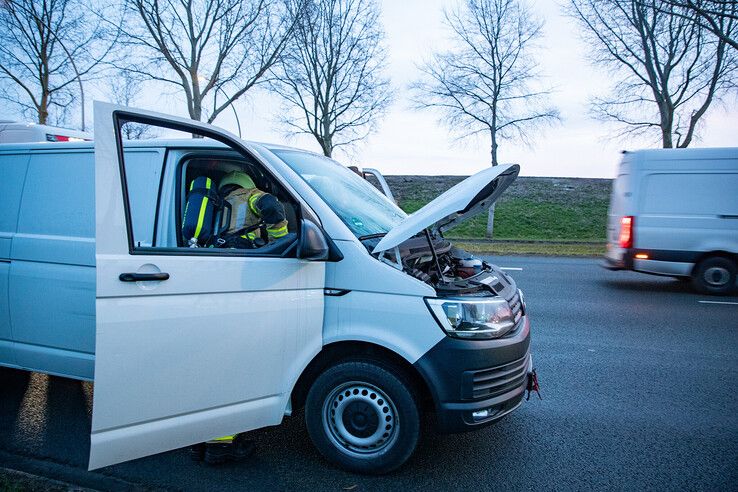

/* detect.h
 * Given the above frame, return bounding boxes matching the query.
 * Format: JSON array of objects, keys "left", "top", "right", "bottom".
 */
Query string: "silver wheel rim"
[
  {"left": 322, "top": 381, "right": 399, "bottom": 458},
  {"left": 704, "top": 266, "right": 730, "bottom": 287}
]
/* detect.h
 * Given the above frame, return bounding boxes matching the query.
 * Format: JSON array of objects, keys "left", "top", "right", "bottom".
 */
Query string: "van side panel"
[
  {"left": 637, "top": 170, "right": 738, "bottom": 253},
  {"left": 0, "top": 152, "right": 31, "bottom": 366},
  {"left": 9, "top": 149, "right": 96, "bottom": 380}
]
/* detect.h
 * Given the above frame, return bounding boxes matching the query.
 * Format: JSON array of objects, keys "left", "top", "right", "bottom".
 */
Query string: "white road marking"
[
  {"left": 501, "top": 267, "right": 523, "bottom": 271},
  {"left": 698, "top": 300, "right": 738, "bottom": 305}
]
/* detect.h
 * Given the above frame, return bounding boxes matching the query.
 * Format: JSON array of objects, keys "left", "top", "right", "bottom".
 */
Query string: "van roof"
[
  {"left": 0, "top": 138, "right": 316, "bottom": 155},
  {"left": 623, "top": 147, "right": 738, "bottom": 160},
  {"left": 0, "top": 121, "right": 92, "bottom": 138}
]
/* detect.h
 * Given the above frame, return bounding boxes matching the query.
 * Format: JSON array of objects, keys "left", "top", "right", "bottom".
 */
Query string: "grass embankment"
[
  {"left": 454, "top": 241, "right": 606, "bottom": 256},
  {"left": 387, "top": 176, "right": 611, "bottom": 256}
]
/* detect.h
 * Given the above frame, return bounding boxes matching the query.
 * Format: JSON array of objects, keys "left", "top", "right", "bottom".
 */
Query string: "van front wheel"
[
  {"left": 305, "top": 360, "right": 420, "bottom": 474},
  {"left": 691, "top": 256, "right": 737, "bottom": 295}
]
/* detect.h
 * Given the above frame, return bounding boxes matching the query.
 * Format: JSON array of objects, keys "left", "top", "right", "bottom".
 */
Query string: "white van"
[
  {"left": 603, "top": 147, "right": 738, "bottom": 295},
  {"left": 0, "top": 120, "right": 92, "bottom": 143},
  {"left": 0, "top": 103, "right": 533, "bottom": 474}
]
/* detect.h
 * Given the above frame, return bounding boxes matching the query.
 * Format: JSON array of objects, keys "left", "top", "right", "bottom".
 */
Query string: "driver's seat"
[{"left": 182, "top": 176, "right": 221, "bottom": 247}]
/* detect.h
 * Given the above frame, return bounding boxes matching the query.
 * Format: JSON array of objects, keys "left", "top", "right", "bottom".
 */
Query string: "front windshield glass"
[{"left": 272, "top": 149, "right": 407, "bottom": 237}]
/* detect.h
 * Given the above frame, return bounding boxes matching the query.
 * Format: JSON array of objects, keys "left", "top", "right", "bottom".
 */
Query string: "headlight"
[{"left": 425, "top": 297, "right": 515, "bottom": 339}]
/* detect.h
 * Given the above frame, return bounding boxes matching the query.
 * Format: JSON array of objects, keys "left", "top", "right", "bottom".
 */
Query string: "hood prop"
[{"left": 424, "top": 228, "right": 445, "bottom": 283}]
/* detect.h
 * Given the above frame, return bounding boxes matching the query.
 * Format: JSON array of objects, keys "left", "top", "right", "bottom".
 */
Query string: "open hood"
[{"left": 372, "top": 164, "right": 519, "bottom": 254}]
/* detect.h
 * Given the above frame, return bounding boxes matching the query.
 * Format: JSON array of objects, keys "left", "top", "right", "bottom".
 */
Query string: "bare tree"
[
  {"left": 658, "top": 0, "right": 738, "bottom": 50},
  {"left": 123, "top": 0, "right": 299, "bottom": 125},
  {"left": 269, "top": 0, "right": 391, "bottom": 157},
  {"left": 570, "top": 0, "right": 737, "bottom": 148},
  {"left": 108, "top": 70, "right": 158, "bottom": 139},
  {"left": 0, "top": 0, "right": 117, "bottom": 127},
  {"left": 412, "top": 0, "right": 559, "bottom": 237}
]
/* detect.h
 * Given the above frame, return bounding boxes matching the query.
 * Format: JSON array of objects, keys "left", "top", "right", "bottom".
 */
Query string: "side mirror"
[{"left": 297, "top": 219, "right": 330, "bottom": 261}]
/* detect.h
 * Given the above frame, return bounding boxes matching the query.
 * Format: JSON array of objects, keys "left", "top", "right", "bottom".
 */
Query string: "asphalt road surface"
[{"left": 2, "top": 256, "right": 737, "bottom": 491}]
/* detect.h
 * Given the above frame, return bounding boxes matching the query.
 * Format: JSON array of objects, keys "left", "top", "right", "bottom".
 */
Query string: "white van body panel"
[
  {"left": 632, "top": 258, "right": 693, "bottom": 276},
  {"left": 324, "top": 239, "right": 442, "bottom": 363},
  {"left": 0, "top": 149, "right": 31, "bottom": 367},
  {"left": 90, "top": 103, "right": 325, "bottom": 469},
  {"left": 604, "top": 148, "right": 738, "bottom": 275}
]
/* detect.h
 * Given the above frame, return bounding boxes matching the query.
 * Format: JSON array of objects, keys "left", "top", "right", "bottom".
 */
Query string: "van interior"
[{"left": 177, "top": 151, "right": 300, "bottom": 255}]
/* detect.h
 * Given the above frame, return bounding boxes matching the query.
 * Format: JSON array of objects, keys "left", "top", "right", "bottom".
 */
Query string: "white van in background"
[
  {"left": 603, "top": 147, "right": 738, "bottom": 295},
  {"left": 0, "top": 120, "right": 91, "bottom": 143}
]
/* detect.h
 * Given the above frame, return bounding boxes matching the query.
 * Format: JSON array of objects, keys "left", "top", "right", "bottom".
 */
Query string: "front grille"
[
  {"left": 464, "top": 353, "right": 530, "bottom": 400},
  {"left": 508, "top": 290, "right": 523, "bottom": 325}
]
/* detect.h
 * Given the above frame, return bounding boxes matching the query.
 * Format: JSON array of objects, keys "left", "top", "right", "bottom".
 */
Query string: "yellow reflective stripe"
[
  {"left": 248, "top": 192, "right": 263, "bottom": 215},
  {"left": 193, "top": 196, "right": 209, "bottom": 238},
  {"left": 267, "top": 225, "right": 288, "bottom": 238},
  {"left": 241, "top": 233, "right": 257, "bottom": 240},
  {"left": 210, "top": 435, "right": 236, "bottom": 442},
  {"left": 190, "top": 178, "right": 212, "bottom": 191}
]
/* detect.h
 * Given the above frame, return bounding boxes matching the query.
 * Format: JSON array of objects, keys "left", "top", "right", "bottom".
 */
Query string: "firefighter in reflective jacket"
[
  {"left": 218, "top": 170, "right": 289, "bottom": 247},
  {"left": 190, "top": 171, "right": 288, "bottom": 464}
]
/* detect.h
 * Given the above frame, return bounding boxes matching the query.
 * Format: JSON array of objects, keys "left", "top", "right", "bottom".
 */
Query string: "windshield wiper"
[{"left": 358, "top": 232, "right": 387, "bottom": 241}]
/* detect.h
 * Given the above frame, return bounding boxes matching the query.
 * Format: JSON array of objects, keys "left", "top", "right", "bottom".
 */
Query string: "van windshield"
[{"left": 272, "top": 149, "right": 407, "bottom": 237}]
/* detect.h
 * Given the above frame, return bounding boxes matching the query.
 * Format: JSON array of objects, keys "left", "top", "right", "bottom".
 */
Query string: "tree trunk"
[
  {"left": 188, "top": 94, "right": 206, "bottom": 138},
  {"left": 39, "top": 92, "right": 49, "bottom": 125},
  {"left": 322, "top": 135, "right": 332, "bottom": 157},
  {"left": 486, "top": 131, "right": 499, "bottom": 238},
  {"left": 661, "top": 125, "right": 673, "bottom": 148},
  {"left": 486, "top": 203, "right": 496, "bottom": 238},
  {"left": 659, "top": 102, "right": 674, "bottom": 148}
]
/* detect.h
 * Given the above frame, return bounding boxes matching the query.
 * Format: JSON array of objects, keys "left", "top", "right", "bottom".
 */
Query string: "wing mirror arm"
[{"left": 297, "top": 219, "right": 343, "bottom": 262}]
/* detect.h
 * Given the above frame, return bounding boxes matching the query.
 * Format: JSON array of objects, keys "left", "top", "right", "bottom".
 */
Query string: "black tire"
[
  {"left": 691, "top": 256, "right": 737, "bottom": 295},
  {"left": 304, "top": 360, "right": 420, "bottom": 474}
]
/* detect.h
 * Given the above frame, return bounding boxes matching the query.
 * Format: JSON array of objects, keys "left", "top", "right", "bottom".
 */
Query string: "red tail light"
[{"left": 619, "top": 216, "right": 634, "bottom": 248}]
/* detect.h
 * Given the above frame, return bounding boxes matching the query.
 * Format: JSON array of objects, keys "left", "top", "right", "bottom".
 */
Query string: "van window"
[
  {"left": 123, "top": 150, "right": 165, "bottom": 247},
  {"left": 116, "top": 119, "right": 299, "bottom": 256},
  {"left": 642, "top": 173, "right": 738, "bottom": 215}
]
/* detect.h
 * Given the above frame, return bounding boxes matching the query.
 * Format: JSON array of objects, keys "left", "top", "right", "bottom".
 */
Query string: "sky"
[
  {"left": 223, "top": 0, "right": 738, "bottom": 178},
  {"left": 7, "top": 0, "right": 738, "bottom": 178}
]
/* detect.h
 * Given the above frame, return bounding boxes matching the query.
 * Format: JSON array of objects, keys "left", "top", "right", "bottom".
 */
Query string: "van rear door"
[
  {"left": 89, "top": 102, "right": 325, "bottom": 469},
  {"left": 604, "top": 156, "right": 634, "bottom": 267}
]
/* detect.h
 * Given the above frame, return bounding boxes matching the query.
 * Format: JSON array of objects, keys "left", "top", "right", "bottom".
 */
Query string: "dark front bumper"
[{"left": 414, "top": 315, "right": 531, "bottom": 433}]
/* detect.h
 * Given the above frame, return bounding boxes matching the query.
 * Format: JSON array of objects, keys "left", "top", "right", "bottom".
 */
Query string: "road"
[{"left": 1, "top": 256, "right": 737, "bottom": 491}]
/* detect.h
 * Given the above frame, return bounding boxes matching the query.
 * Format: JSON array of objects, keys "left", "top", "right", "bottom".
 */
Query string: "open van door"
[{"left": 90, "top": 102, "right": 325, "bottom": 469}]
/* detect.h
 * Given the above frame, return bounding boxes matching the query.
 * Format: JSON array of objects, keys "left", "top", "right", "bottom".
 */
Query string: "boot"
[
  {"left": 189, "top": 443, "right": 205, "bottom": 462},
  {"left": 203, "top": 435, "right": 255, "bottom": 465}
]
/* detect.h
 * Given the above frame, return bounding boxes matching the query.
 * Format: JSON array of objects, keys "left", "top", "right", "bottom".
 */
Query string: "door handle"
[{"left": 119, "top": 272, "right": 170, "bottom": 282}]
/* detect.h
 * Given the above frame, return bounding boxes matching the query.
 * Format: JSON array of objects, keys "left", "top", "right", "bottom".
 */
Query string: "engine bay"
[{"left": 365, "top": 234, "right": 517, "bottom": 298}]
